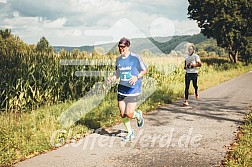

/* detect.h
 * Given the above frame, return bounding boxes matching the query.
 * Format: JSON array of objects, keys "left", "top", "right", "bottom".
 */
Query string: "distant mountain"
[
  {"left": 53, "top": 45, "right": 94, "bottom": 53},
  {"left": 53, "top": 33, "right": 208, "bottom": 54}
]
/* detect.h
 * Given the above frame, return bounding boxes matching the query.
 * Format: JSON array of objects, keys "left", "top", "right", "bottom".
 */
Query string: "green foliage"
[
  {"left": 131, "top": 34, "right": 208, "bottom": 54},
  {"left": 224, "top": 107, "right": 252, "bottom": 166},
  {"left": 0, "top": 29, "right": 113, "bottom": 112},
  {"left": 196, "top": 38, "right": 227, "bottom": 57},
  {"left": 0, "top": 29, "right": 11, "bottom": 39},
  {"left": 188, "top": 0, "right": 252, "bottom": 63},
  {"left": 1, "top": 54, "right": 112, "bottom": 111},
  {"left": 36, "top": 36, "right": 53, "bottom": 54},
  {"left": 242, "top": 36, "right": 252, "bottom": 64},
  {"left": 0, "top": 102, "right": 76, "bottom": 166},
  {"left": 201, "top": 56, "right": 229, "bottom": 65}
]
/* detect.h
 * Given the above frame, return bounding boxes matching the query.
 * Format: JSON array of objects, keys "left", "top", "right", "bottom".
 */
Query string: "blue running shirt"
[{"left": 116, "top": 53, "right": 147, "bottom": 96}]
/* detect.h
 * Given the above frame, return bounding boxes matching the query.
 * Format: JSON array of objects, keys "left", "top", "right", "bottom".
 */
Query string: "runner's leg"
[
  {"left": 118, "top": 100, "right": 133, "bottom": 136},
  {"left": 185, "top": 74, "right": 191, "bottom": 101},
  {"left": 192, "top": 74, "right": 198, "bottom": 96}
]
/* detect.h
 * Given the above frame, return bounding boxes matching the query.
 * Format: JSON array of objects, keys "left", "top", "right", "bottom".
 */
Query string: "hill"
[{"left": 53, "top": 33, "right": 208, "bottom": 54}]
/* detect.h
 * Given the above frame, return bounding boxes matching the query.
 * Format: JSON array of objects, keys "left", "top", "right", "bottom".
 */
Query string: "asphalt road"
[{"left": 15, "top": 71, "right": 252, "bottom": 167}]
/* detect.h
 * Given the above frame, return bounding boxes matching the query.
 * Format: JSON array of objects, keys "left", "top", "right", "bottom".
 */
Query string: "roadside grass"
[
  {"left": 0, "top": 101, "right": 76, "bottom": 165},
  {"left": 1, "top": 58, "right": 252, "bottom": 166},
  {"left": 223, "top": 106, "right": 252, "bottom": 166},
  {"left": 198, "top": 62, "right": 250, "bottom": 90}
]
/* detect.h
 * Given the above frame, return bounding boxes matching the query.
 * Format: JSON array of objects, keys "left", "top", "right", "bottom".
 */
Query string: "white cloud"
[
  {"left": 0, "top": 0, "right": 7, "bottom": 3},
  {"left": 85, "top": 18, "right": 147, "bottom": 45},
  {"left": 43, "top": 18, "right": 67, "bottom": 28},
  {"left": 149, "top": 17, "right": 175, "bottom": 40},
  {"left": 0, "top": 0, "right": 201, "bottom": 46},
  {"left": 173, "top": 19, "right": 201, "bottom": 35}
]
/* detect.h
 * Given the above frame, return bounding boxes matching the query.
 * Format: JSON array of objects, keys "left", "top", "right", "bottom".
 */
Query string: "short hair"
[{"left": 118, "top": 37, "right": 130, "bottom": 47}]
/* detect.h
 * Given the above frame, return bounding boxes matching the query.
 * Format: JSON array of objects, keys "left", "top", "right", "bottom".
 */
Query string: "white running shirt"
[{"left": 185, "top": 54, "right": 200, "bottom": 73}]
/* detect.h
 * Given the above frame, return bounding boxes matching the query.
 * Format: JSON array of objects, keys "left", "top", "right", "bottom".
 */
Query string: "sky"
[{"left": 0, "top": 0, "right": 200, "bottom": 46}]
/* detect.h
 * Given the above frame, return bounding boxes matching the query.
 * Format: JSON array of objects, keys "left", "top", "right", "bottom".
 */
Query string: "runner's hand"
[
  {"left": 129, "top": 75, "right": 138, "bottom": 85},
  {"left": 107, "top": 75, "right": 116, "bottom": 83}
]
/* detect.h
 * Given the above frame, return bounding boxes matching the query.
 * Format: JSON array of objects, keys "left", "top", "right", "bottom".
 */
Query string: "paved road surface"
[{"left": 15, "top": 71, "right": 252, "bottom": 167}]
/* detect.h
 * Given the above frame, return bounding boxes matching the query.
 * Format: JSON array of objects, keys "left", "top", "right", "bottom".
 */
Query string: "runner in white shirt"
[{"left": 183, "top": 45, "right": 202, "bottom": 106}]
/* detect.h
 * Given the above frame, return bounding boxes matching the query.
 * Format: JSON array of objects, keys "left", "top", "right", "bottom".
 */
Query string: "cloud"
[
  {"left": 173, "top": 19, "right": 201, "bottom": 35},
  {"left": 7, "top": 0, "right": 131, "bottom": 27},
  {"left": 0, "top": 0, "right": 7, "bottom": 3},
  {"left": 0, "top": 0, "right": 200, "bottom": 46},
  {"left": 84, "top": 18, "right": 147, "bottom": 45}
]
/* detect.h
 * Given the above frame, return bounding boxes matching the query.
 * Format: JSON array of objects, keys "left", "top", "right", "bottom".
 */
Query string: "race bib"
[{"left": 120, "top": 71, "right": 131, "bottom": 81}]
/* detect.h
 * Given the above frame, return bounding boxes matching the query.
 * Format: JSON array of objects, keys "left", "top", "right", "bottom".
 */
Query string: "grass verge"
[{"left": 223, "top": 106, "right": 252, "bottom": 166}]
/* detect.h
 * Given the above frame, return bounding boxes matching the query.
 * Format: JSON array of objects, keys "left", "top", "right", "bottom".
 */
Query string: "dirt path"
[{"left": 15, "top": 71, "right": 252, "bottom": 167}]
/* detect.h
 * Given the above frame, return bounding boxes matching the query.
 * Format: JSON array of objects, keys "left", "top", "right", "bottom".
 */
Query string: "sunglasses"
[{"left": 118, "top": 45, "right": 127, "bottom": 48}]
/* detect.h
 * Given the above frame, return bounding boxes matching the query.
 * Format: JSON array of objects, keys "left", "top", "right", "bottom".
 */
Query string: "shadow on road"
[
  {"left": 94, "top": 128, "right": 127, "bottom": 137},
  {"left": 148, "top": 97, "right": 246, "bottom": 127}
]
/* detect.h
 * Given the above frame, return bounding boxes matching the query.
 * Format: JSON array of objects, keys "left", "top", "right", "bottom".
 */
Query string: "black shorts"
[
  {"left": 185, "top": 73, "right": 198, "bottom": 80},
  {"left": 117, "top": 94, "right": 139, "bottom": 103}
]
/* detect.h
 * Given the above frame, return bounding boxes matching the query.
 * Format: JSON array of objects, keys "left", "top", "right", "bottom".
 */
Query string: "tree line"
[{"left": 188, "top": 0, "right": 252, "bottom": 63}]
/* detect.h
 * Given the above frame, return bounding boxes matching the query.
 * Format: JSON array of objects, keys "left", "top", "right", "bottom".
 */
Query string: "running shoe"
[
  {"left": 195, "top": 93, "right": 199, "bottom": 99},
  {"left": 182, "top": 101, "right": 189, "bottom": 106},
  {"left": 137, "top": 110, "right": 144, "bottom": 128},
  {"left": 122, "top": 131, "right": 135, "bottom": 142}
]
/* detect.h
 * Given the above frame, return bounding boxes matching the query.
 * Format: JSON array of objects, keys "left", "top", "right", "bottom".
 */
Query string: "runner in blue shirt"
[{"left": 108, "top": 37, "right": 147, "bottom": 141}]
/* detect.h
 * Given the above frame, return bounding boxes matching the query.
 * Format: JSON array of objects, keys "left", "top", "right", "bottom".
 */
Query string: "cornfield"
[
  {"left": 0, "top": 51, "right": 118, "bottom": 112},
  {"left": 0, "top": 32, "right": 186, "bottom": 112},
  {"left": 2, "top": 53, "right": 186, "bottom": 111}
]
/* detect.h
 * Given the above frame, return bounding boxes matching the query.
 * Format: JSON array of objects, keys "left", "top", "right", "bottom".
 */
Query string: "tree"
[
  {"left": 188, "top": 0, "right": 252, "bottom": 63},
  {"left": 0, "top": 29, "right": 11, "bottom": 39},
  {"left": 36, "top": 36, "right": 53, "bottom": 54},
  {"left": 0, "top": 28, "right": 30, "bottom": 58}
]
